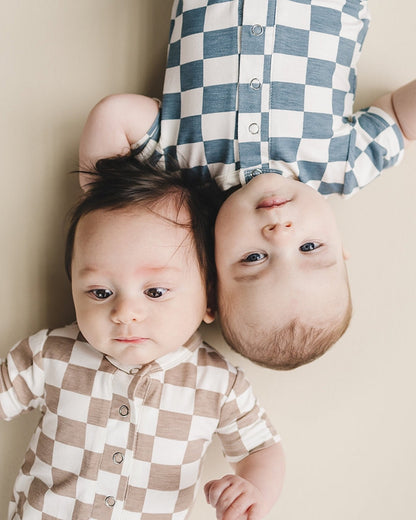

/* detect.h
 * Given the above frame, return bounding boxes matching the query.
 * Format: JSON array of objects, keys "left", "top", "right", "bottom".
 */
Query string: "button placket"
[{"left": 238, "top": 3, "right": 270, "bottom": 169}]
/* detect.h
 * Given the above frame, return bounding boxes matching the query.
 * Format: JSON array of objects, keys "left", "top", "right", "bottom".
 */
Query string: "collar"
[{"left": 104, "top": 332, "right": 203, "bottom": 375}]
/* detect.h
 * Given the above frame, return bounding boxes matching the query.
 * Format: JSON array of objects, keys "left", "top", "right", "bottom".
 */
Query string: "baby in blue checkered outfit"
[{"left": 79, "top": 0, "right": 416, "bottom": 370}]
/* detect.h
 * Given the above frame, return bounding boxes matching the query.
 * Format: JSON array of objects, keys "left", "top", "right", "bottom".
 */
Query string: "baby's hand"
[{"left": 204, "top": 474, "right": 267, "bottom": 520}]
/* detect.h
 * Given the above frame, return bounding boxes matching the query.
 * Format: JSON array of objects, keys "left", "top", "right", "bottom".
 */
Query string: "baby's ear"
[
  {"left": 203, "top": 308, "right": 215, "bottom": 324},
  {"left": 203, "top": 279, "right": 217, "bottom": 324}
]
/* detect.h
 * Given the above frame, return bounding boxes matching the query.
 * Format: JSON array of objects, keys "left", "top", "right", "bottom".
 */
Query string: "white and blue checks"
[{"left": 136, "top": 0, "right": 404, "bottom": 196}]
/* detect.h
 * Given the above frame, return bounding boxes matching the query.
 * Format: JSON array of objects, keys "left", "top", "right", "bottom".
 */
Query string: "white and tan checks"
[{"left": 0, "top": 323, "right": 279, "bottom": 519}]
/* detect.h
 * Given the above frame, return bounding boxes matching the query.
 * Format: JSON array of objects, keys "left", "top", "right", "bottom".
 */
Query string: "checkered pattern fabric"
[
  {"left": 136, "top": 0, "right": 404, "bottom": 197},
  {"left": 0, "top": 323, "right": 278, "bottom": 520}
]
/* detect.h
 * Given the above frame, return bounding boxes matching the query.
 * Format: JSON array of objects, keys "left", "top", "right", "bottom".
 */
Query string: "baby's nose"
[
  {"left": 263, "top": 220, "right": 293, "bottom": 232},
  {"left": 262, "top": 221, "right": 293, "bottom": 242},
  {"left": 111, "top": 296, "right": 146, "bottom": 324}
]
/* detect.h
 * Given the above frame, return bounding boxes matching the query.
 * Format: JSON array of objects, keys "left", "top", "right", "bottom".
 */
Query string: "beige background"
[{"left": 0, "top": 1, "right": 415, "bottom": 518}]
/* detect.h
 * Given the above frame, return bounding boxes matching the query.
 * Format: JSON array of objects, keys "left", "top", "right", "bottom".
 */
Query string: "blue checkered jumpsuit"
[{"left": 136, "top": 0, "right": 404, "bottom": 197}]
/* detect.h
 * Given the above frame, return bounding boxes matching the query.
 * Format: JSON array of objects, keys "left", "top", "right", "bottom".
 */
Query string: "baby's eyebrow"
[
  {"left": 77, "top": 266, "right": 100, "bottom": 277},
  {"left": 77, "top": 265, "right": 183, "bottom": 277}
]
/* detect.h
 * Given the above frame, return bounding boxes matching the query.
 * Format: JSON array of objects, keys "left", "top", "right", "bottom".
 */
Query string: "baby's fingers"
[
  {"left": 222, "top": 498, "right": 265, "bottom": 520},
  {"left": 246, "top": 502, "right": 265, "bottom": 520},
  {"left": 205, "top": 475, "right": 260, "bottom": 520},
  {"left": 221, "top": 492, "right": 255, "bottom": 520},
  {"left": 204, "top": 475, "right": 234, "bottom": 508}
]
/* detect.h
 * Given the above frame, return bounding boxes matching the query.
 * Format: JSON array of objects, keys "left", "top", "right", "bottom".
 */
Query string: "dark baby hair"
[{"left": 65, "top": 155, "right": 222, "bottom": 309}]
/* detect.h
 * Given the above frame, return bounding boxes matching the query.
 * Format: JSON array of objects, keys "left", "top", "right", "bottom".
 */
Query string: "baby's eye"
[
  {"left": 144, "top": 287, "right": 168, "bottom": 299},
  {"left": 241, "top": 252, "right": 267, "bottom": 263},
  {"left": 90, "top": 288, "right": 113, "bottom": 299},
  {"left": 299, "top": 242, "right": 322, "bottom": 252}
]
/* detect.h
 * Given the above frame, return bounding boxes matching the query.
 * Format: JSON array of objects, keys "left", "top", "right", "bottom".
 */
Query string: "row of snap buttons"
[
  {"left": 102, "top": 399, "right": 131, "bottom": 508},
  {"left": 248, "top": 25, "right": 263, "bottom": 134},
  {"left": 105, "top": 409, "right": 127, "bottom": 508}
]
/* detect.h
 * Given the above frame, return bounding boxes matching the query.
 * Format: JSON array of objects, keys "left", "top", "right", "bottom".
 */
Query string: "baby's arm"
[
  {"left": 373, "top": 79, "right": 416, "bottom": 145},
  {"left": 0, "top": 330, "right": 48, "bottom": 420},
  {"left": 204, "top": 442, "right": 285, "bottom": 520},
  {"left": 78, "top": 93, "right": 159, "bottom": 187}
]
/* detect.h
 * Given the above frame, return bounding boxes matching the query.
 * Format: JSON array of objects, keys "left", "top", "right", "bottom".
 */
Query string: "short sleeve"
[
  {"left": 0, "top": 329, "right": 47, "bottom": 420},
  {"left": 343, "top": 106, "right": 405, "bottom": 196},
  {"left": 132, "top": 101, "right": 163, "bottom": 164},
  {"left": 216, "top": 368, "right": 280, "bottom": 463}
]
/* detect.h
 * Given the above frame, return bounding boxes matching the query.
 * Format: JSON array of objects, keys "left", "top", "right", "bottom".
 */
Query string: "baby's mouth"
[
  {"left": 115, "top": 337, "right": 148, "bottom": 344},
  {"left": 256, "top": 197, "right": 291, "bottom": 209}
]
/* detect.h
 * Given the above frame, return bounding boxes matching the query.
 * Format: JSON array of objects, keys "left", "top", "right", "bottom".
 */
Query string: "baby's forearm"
[
  {"left": 373, "top": 80, "right": 416, "bottom": 144},
  {"left": 204, "top": 442, "right": 284, "bottom": 519},
  {"left": 234, "top": 442, "right": 285, "bottom": 513},
  {"left": 78, "top": 94, "right": 159, "bottom": 179},
  {"left": 391, "top": 80, "right": 416, "bottom": 141}
]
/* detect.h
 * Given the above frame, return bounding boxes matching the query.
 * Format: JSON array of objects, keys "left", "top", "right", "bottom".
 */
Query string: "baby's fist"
[{"left": 204, "top": 474, "right": 266, "bottom": 520}]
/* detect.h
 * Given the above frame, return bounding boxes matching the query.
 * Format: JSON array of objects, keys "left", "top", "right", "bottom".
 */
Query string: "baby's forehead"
[
  {"left": 73, "top": 208, "right": 192, "bottom": 259},
  {"left": 74, "top": 211, "right": 197, "bottom": 267},
  {"left": 79, "top": 202, "right": 190, "bottom": 228}
]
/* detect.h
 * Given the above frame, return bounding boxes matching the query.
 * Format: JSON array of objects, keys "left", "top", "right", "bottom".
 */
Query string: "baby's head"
[
  {"left": 66, "top": 157, "right": 214, "bottom": 366},
  {"left": 215, "top": 173, "right": 351, "bottom": 370}
]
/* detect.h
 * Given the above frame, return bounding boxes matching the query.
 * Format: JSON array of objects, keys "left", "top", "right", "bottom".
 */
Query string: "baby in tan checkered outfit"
[{"left": 0, "top": 158, "right": 283, "bottom": 519}]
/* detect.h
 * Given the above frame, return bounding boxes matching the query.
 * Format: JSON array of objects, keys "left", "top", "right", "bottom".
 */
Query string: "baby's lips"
[{"left": 256, "top": 197, "right": 291, "bottom": 209}]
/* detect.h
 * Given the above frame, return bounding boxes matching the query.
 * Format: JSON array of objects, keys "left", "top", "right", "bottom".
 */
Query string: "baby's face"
[
  {"left": 71, "top": 204, "right": 212, "bottom": 367},
  {"left": 215, "top": 174, "right": 349, "bottom": 344}
]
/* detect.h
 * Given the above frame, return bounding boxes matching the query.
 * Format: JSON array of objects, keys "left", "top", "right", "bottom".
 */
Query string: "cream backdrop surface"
[{"left": 0, "top": 1, "right": 415, "bottom": 519}]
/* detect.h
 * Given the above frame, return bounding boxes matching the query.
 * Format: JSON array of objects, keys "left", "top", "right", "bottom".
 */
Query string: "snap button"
[
  {"left": 252, "top": 168, "right": 262, "bottom": 176},
  {"left": 250, "top": 78, "right": 261, "bottom": 90},
  {"left": 249, "top": 123, "right": 259, "bottom": 134},
  {"left": 113, "top": 452, "right": 124, "bottom": 464},
  {"left": 119, "top": 405, "right": 129, "bottom": 417},
  {"left": 251, "top": 24, "right": 263, "bottom": 36},
  {"left": 129, "top": 368, "right": 139, "bottom": 375},
  {"left": 105, "top": 496, "right": 116, "bottom": 508}
]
